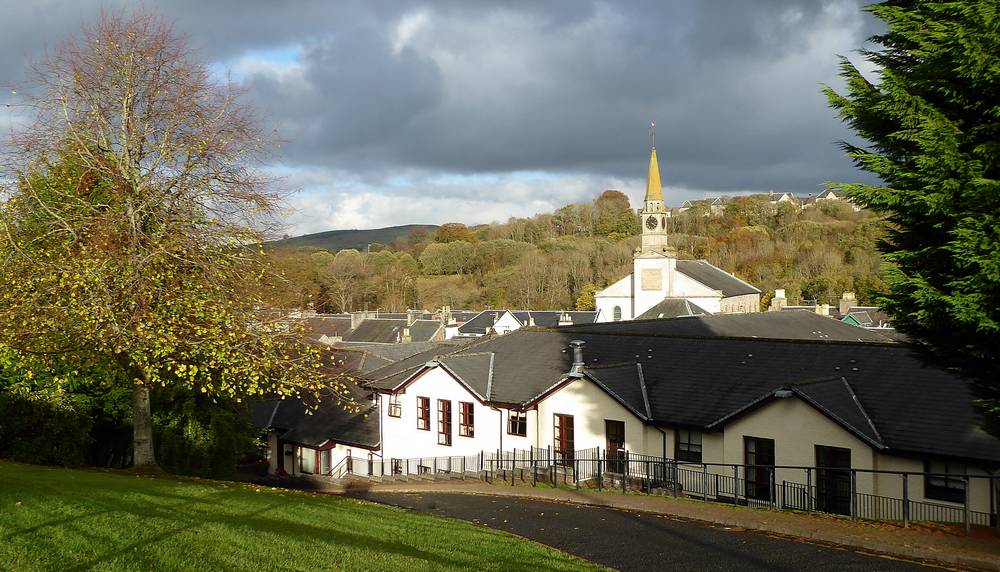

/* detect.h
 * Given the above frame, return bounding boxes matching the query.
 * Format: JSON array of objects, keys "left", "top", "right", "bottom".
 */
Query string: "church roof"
[
  {"left": 635, "top": 298, "right": 710, "bottom": 320},
  {"left": 645, "top": 148, "right": 663, "bottom": 202},
  {"left": 675, "top": 260, "right": 760, "bottom": 297}
]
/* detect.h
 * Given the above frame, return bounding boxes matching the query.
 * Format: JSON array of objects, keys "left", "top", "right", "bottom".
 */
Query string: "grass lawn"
[{"left": 0, "top": 461, "right": 603, "bottom": 571}]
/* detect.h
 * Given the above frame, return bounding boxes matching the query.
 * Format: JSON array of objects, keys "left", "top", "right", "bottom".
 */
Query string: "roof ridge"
[
  {"left": 530, "top": 328, "right": 899, "bottom": 346},
  {"left": 840, "top": 377, "right": 884, "bottom": 444},
  {"left": 585, "top": 361, "right": 641, "bottom": 370},
  {"left": 636, "top": 363, "right": 652, "bottom": 419}
]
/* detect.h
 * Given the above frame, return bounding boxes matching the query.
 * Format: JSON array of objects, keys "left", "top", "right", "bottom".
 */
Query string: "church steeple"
[
  {"left": 645, "top": 147, "right": 663, "bottom": 203},
  {"left": 638, "top": 126, "right": 673, "bottom": 256}
]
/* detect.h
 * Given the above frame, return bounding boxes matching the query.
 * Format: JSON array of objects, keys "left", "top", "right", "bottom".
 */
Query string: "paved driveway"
[{"left": 352, "top": 492, "right": 949, "bottom": 571}]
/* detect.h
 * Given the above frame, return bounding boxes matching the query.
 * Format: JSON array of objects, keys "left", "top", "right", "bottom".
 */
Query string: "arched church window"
[{"left": 613, "top": 306, "right": 622, "bottom": 322}]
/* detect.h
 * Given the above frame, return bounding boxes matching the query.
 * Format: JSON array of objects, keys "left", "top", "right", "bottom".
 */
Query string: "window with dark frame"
[
  {"left": 507, "top": 410, "right": 527, "bottom": 437},
  {"left": 416, "top": 396, "right": 430, "bottom": 430},
  {"left": 924, "top": 460, "right": 967, "bottom": 503},
  {"left": 675, "top": 429, "right": 703, "bottom": 462},
  {"left": 387, "top": 394, "right": 402, "bottom": 418},
  {"left": 459, "top": 401, "right": 474, "bottom": 437},
  {"left": 437, "top": 399, "right": 452, "bottom": 446}
]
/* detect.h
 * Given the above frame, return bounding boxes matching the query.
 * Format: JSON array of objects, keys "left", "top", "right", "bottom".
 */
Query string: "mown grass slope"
[{"left": 0, "top": 461, "right": 600, "bottom": 571}]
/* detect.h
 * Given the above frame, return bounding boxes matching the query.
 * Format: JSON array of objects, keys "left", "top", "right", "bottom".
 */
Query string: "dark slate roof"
[
  {"left": 675, "top": 260, "right": 761, "bottom": 297},
  {"left": 358, "top": 315, "right": 1000, "bottom": 462},
  {"left": 439, "top": 353, "right": 494, "bottom": 400},
  {"left": 253, "top": 387, "right": 379, "bottom": 449},
  {"left": 365, "top": 345, "right": 461, "bottom": 390},
  {"left": 341, "top": 318, "right": 406, "bottom": 343},
  {"left": 332, "top": 348, "right": 394, "bottom": 374},
  {"left": 302, "top": 316, "right": 353, "bottom": 339},
  {"left": 585, "top": 363, "right": 649, "bottom": 420},
  {"left": 457, "top": 311, "right": 504, "bottom": 335},
  {"left": 635, "top": 298, "right": 710, "bottom": 320},
  {"left": 708, "top": 377, "right": 883, "bottom": 448},
  {"left": 448, "top": 310, "right": 482, "bottom": 323},
  {"left": 558, "top": 311, "right": 893, "bottom": 342},
  {"left": 409, "top": 319, "right": 443, "bottom": 342}
]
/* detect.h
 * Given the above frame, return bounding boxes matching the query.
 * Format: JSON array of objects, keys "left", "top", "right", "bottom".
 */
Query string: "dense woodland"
[{"left": 267, "top": 190, "right": 887, "bottom": 313}]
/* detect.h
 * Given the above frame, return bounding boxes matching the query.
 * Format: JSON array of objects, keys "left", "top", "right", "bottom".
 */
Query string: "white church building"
[{"left": 595, "top": 147, "right": 760, "bottom": 322}]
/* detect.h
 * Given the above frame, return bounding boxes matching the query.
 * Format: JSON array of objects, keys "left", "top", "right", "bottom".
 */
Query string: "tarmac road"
[{"left": 352, "top": 491, "right": 953, "bottom": 571}]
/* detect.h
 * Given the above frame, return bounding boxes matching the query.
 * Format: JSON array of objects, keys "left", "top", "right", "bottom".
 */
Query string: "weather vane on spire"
[{"left": 649, "top": 120, "right": 656, "bottom": 149}]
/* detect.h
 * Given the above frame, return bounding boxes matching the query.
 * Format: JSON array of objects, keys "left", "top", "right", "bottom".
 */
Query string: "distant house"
[
  {"left": 842, "top": 307, "right": 892, "bottom": 330},
  {"left": 804, "top": 189, "right": 862, "bottom": 211},
  {"left": 678, "top": 196, "right": 726, "bottom": 216},
  {"left": 455, "top": 310, "right": 600, "bottom": 337},
  {"left": 767, "top": 191, "right": 797, "bottom": 206}
]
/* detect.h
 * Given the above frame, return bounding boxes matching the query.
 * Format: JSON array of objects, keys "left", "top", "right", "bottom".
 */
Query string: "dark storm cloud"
[{"left": 2, "top": 0, "right": 881, "bottom": 222}]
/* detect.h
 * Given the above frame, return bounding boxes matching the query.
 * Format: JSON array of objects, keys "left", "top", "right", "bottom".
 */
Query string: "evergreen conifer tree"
[{"left": 825, "top": 1, "right": 1000, "bottom": 431}]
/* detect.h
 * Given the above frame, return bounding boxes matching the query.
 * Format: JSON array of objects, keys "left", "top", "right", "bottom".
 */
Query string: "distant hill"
[{"left": 269, "top": 224, "right": 439, "bottom": 252}]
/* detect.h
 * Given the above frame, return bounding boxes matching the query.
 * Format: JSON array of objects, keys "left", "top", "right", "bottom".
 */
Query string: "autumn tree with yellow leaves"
[{"left": 0, "top": 12, "right": 351, "bottom": 468}]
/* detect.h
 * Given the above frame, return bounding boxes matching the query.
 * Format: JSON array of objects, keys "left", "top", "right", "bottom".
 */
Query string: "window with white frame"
[{"left": 388, "top": 394, "right": 402, "bottom": 418}]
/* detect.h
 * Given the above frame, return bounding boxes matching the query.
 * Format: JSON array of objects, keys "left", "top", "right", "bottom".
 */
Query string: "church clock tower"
[{"left": 639, "top": 146, "right": 673, "bottom": 256}]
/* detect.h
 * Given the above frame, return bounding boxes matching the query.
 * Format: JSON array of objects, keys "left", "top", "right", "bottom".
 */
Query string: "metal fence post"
[
  {"left": 806, "top": 468, "right": 812, "bottom": 514},
  {"left": 531, "top": 447, "right": 536, "bottom": 487},
  {"left": 902, "top": 473, "right": 909, "bottom": 527},
  {"left": 733, "top": 465, "right": 739, "bottom": 505},
  {"left": 622, "top": 451, "right": 628, "bottom": 495},
  {"left": 850, "top": 470, "right": 857, "bottom": 520},
  {"left": 993, "top": 476, "right": 999, "bottom": 536},
  {"left": 964, "top": 476, "right": 971, "bottom": 536},
  {"left": 672, "top": 460, "right": 678, "bottom": 498},
  {"left": 702, "top": 463, "right": 708, "bottom": 503},
  {"left": 598, "top": 450, "right": 603, "bottom": 491},
  {"left": 769, "top": 467, "right": 775, "bottom": 510}
]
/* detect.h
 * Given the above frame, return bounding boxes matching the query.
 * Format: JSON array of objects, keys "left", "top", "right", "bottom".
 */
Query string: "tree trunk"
[{"left": 132, "top": 381, "right": 157, "bottom": 467}]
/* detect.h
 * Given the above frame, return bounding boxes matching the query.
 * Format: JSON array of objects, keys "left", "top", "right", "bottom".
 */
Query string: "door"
[
  {"left": 815, "top": 445, "right": 852, "bottom": 515},
  {"left": 345, "top": 449, "right": 353, "bottom": 474},
  {"left": 554, "top": 414, "right": 575, "bottom": 466},
  {"left": 744, "top": 437, "right": 775, "bottom": 501},
  {"left": 605, "top": 420, "right": 626, "bottom": 473}
]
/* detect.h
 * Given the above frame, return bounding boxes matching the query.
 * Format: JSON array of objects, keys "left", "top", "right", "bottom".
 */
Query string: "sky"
[{"left": 0, "top": 1, "right": 882, "bottom": 236}]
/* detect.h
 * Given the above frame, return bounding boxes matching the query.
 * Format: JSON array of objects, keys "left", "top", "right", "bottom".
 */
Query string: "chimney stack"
[
  {"left": 839, "top": 292, "right": 856, "bottom": 316},
  {"left": 569, "top": 340, "right": 586, "bottom": 376}
]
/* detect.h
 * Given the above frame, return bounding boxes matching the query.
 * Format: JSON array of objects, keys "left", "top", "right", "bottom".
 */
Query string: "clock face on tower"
[{"left": 645, "top": 215, "right": 658, "bottom": 230}]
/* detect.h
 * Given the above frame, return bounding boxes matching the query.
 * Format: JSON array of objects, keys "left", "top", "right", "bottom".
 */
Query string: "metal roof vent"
[{"left": 774, "top": 389, "right": 794, "bottom": 399}]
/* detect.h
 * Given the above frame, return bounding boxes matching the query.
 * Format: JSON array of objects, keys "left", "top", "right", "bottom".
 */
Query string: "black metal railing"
[{"left": 317, "top": 447, "right": 997, "bottom": 535}]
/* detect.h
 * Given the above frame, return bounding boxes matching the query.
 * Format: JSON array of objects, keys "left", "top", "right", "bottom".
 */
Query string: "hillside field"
[{"left": 0, "top": 461, "right": 599, "bottom": 571}]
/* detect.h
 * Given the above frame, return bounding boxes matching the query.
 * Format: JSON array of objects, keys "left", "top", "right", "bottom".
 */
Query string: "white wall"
[
  {"left": 535, "top": 377, "right": 650, "bottom": 455},
  {"left": 719, "top": 396, "right": 878, "bottom": 495},
  {"left": 378, "top": 366, "right": 536, "bottom": 461},
  {"left": 492, "top": 312, "right": 523, "bottom": 334}
]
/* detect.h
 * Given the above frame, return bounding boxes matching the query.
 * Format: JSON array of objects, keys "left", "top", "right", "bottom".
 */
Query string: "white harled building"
[{"left": 595, "top": 146, "right": 760, "bottom": 322}]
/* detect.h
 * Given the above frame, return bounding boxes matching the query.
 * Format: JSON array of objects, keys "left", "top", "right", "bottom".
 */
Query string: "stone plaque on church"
[{"left": 640, "top": 269, "right": 662, "bottom": 291}]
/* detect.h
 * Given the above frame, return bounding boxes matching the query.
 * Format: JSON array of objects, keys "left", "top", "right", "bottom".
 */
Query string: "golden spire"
[{"left": 645, "top": 146, "right": 663, "bottom": 202}]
